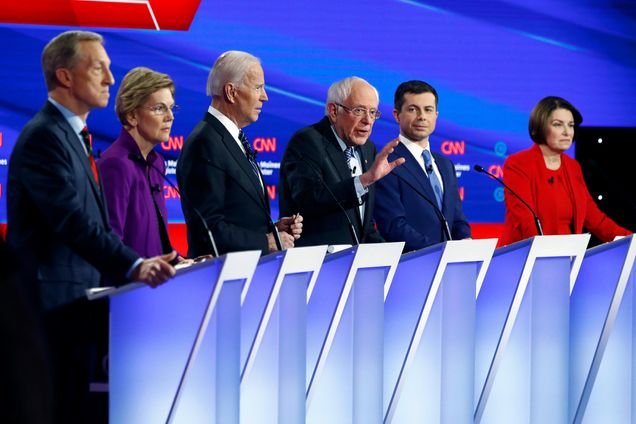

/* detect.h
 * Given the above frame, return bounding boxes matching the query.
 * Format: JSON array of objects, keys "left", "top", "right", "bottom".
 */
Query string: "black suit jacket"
[
  {"left": 374, "top": 141, "right": 471, "bottom": 251},
  {"left": 279, "top": 116, "right": 383, "bottom": 246},
  {"left": 6, "top": 101, "right": 139, "bottom": 311},
  {"left": 176, "top": 112, "right": 272, "bottom": 257}
]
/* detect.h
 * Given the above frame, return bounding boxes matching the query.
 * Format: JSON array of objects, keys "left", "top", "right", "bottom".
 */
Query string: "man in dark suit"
[
  {"left": 374, "top": 80, "right": 471, "bottom": 251},
  {"left": 177, "top": 51, "right": 302, "bottom": 257},
  {"left": 279, "top": 77, "right": 404, "bottom": 246},
  {"left": 6, "top": 31, "right": 176, "bottom": 424}
]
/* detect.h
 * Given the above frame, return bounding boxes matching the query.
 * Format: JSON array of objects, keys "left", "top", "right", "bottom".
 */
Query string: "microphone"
[
  {"left": 128, "top": 153, "right": 220, "bottom": 257},
  {"left": 198, "top": 156, "right": 284, "bottom": 252},
  {"left": 473, "top": 164, "right": 544, "bottom": 236},
  {"left": 391, "top": 171, "right": 452, "bottom": 242},
  {"left": 296, "top": 152, "right": 360, "bottom": 245},
  {"left": 547, "top": 176, "right": 554, "bottom": 184}
]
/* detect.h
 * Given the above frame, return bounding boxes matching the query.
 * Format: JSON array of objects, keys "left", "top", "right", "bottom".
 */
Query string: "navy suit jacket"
[
  {"left": 279, "top": 116, "right": 383, "bottom": 246},
  {"left": 6, "top": 101, "right": 140, "bottom": 311},
  {"left": 176, "top": 112, "right": 272, "bottom": 257},
  {"left": 374, "top": 141, "right": 471, "bottom": 251}
]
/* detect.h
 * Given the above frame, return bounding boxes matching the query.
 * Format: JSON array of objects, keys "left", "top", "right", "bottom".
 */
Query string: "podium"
[
  {"left": 107, "top": 251, "right": 261, "bottom": 424},
  {"left": 474, "top": 235, "right": 589, "bottom": 423},
  {"left": 99, "top": 233, "right": 636, "bottom": 423},
  {"left": 305, "top": 242, "right": 404, "bottom": 424},
  {"left": 570, "top": 235, "right": 636, "bottom": 423},
  {"left": 383, "top": 239, "right": 497, "bottom": 423},
  {"left": 240, "top": 246, "right": 327, "bottom": 424}
]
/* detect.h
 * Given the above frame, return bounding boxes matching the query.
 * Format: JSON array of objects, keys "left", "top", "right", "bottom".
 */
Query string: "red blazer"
[{"left": 500, "top": 143, "right": 630, "bottom": 246}]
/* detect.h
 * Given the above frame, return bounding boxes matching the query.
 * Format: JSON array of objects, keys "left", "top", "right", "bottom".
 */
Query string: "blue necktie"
[
  {"left": 238, "top": 130, "right": 262, "bottom": 183},
  {"left": 422, "top": 150, "right": 443, "bottom": 210},
  {"left": 344, "top": 146, "right": 355, "bottom": 173}
]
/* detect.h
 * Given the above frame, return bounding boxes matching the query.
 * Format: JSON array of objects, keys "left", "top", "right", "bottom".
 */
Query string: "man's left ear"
[
  {"left": 55, "top": 68, "right": 73, "bottom": 89},
  {"left": 224, "top": 83, "right": 236, "bottom": 103},
  {"left": 327, "top": 102, "right": 338, "bottom": 121}
]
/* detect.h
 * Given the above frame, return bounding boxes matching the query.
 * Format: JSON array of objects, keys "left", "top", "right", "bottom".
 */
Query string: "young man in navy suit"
[{"left": 374, "top": 80, "right": 471, "bottom": 251}]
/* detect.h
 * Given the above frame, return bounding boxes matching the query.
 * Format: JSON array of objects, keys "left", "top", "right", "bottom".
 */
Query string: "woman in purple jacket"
[{"left": 99, "top": 67, "right": 177, "bottom": 258}]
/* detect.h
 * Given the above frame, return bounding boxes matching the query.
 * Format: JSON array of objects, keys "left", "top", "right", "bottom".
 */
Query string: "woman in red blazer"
[{"left": 500, "top": 96, "right": 631, "bottom": 246}]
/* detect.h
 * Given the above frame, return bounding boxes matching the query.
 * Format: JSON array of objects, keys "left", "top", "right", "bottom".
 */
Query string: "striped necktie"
[
  {"left": 238, "top": 130, "right": 263, "bottom": 188},
  {"left": 422, "top": 149, "right": 443, "bottom": 210},
  {"left": 344, "top": 146, "right": 355, "bottom": 173}
]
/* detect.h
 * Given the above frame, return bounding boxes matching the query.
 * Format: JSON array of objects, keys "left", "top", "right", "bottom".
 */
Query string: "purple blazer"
[{"left": 98, "top": 129, "right": 169, "bottom": 258}]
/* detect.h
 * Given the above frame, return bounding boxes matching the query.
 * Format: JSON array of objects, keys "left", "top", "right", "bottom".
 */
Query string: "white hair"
[
  {"left": 325, "top": 76, "right": 379, "bottom": 115},
  {"left": 206, "top": 50, "right": 261, "bottom": 96}
]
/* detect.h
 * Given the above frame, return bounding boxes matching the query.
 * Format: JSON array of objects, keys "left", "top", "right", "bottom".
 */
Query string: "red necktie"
[{"left": 80, "top": 126, "right": 100, "bottom": 185}]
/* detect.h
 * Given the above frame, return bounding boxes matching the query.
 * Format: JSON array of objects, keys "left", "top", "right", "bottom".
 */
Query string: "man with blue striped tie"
[{"left": 374, "top": 80, "right": 471, "bottom": 252}]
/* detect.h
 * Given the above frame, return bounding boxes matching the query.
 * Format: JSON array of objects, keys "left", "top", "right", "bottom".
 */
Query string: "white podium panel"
[
  {"left": 240, "top": 246, "right": 327, "bottom": 424},
  {"left": 108, "top": 251, "right": 261, "bottom": 424},
  {"left": 384, "top": 239, "right": 497, "bottom": 424},
  {"left": 475, "top": 235, "right": 589, "bottom": 424},
  {"left": 306, "top": 242, "right": 404, "bottom": 424},
  {"left": 570, "top": 235, "right": 636, "bottom": 423}
]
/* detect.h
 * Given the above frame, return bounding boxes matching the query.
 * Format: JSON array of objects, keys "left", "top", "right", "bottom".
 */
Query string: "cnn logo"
[
  {"left": 488, "top": 164, "right": 504, "bottom": 179},
  {"left": 161, "top": 135, "right": 184, "bottom": 151},
  {"left": 253, "top": 137, "right": 276, "bottom": 153},
  {"left": 440, "top": 140, "right": 465, "bottom": 155}
]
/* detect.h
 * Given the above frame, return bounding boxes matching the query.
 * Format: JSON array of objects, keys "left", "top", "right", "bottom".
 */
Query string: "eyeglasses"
[
  {"left": 144, "top": 103, "right": 180, "bottom": 116},
  {"left": 335, "top": 103, "right": 381, "bottom": 120}
]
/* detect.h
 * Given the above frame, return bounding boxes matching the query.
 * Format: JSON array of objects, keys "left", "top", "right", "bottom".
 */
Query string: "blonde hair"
[{"left": 115, "top": 67, "right": 175, "bottom": 126}]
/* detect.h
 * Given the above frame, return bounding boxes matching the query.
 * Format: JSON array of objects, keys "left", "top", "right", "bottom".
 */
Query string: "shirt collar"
[
  {"left": 399, "top": 134, "right": 434, "bottom": 162},
  {"left": 48, "top": 97, "right": 86, "bottom": 136},
  {"left": 208, "top": 105, "right": 240, "bottom": 142},
  {"left": 331, "top": 125, "right": 352, "bottom": 153}
]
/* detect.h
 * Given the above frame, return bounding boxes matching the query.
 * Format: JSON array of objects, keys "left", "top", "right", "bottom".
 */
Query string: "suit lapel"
[
  {"left": 395, "top": 142, "right": 438, "bottom": 206},
  {"left": 319, "top": 119, "right": 353, "bottom": 183},
  {"left": 432, "top": 152, "right": 450, "bottom": 213},
  {"left": 45, "top": 103, "right": 108, "bottom": 220},
  {"left": 205, "top": 114, "right": 269, "bottom": 212},
  {"left": 317, "top": 118, "right": 363, "bottom": 235}
]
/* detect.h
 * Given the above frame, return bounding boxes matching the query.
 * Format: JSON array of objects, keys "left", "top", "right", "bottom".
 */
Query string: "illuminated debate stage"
[
  {"left": 93, "top": 234, "right": 636, "bottom": 423},
  {"left": 1, "top": 2, "right": 636, "bottom": 422}
]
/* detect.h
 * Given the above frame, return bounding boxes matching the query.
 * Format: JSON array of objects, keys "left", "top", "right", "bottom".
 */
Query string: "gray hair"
[
  {"left": 42, "top": 30, "right": 104, "bottom": 91},
  {"left": 325, "top": 76, "right": 379, "bottom": 115},
  {"left": 206, "top": 50, "right": 261, "bottom": 96}
]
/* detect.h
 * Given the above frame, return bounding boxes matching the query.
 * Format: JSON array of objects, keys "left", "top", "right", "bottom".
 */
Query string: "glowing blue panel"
[
  {"left": 570, "top": 237, "right": 635, "bottom": 423},
  {"left": 240, "top": 272, "right": 309, "bottom": 424},
  {"left": 384, "top": 244, "right": 477, "bottom": 423},
  {"left": 110, "top": 260, "right": 224, "bottom": 423},
  {"left": 306, "top": 265, "right": 388, "bottom": 423},
  {"left": 476, "top": 241, "right": 571, "bottom": 423}
]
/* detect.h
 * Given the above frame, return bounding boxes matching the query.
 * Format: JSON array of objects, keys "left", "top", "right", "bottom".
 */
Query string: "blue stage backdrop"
[{"left": 1, "top": 0, "right": 635, "bottom": 227}]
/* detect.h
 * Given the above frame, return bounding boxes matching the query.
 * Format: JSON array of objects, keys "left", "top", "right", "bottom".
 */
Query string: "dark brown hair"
[{"left": 529, "top": 96, "right": 583, "bottom": 144}]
